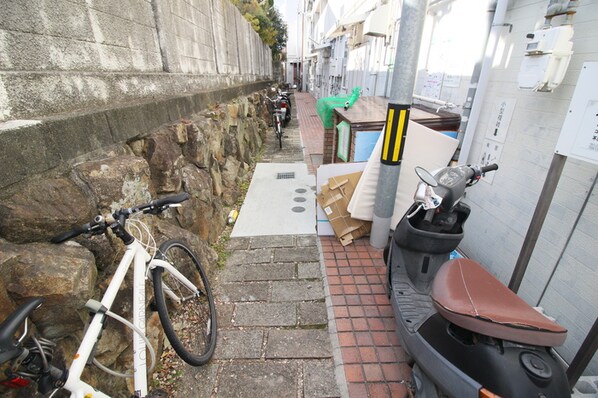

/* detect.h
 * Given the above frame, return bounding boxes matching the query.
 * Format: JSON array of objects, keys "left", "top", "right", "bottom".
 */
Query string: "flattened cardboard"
[
  {"left": 316, "top": 162, "right": 367, "bottom": 236},
  {"left": 317, "top": 172, "right": 371, "bottom": 246}
]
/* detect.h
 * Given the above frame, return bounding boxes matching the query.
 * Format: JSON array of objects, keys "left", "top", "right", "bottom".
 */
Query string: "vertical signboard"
[
  {"left": 336, "top": 121, "right": 350, "bottom": 162},
  {"left": 478, "top": 98, "right": 516, "bottom": 183},
  {"left": 485, "top": 99, "right": 516, "bottom": 144}
]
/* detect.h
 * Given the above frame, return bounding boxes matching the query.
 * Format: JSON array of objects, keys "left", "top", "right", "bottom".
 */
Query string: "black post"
[
  {"left": 508, "top": 153, "right": 567, "bottom": 292},
  {"left": 567, "top": 317, "right": 598, "bottom": 389}
]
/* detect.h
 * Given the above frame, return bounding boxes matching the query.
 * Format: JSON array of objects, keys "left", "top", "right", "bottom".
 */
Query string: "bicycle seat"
[
  {"left": 0, "top": 297, "right": 43, "bottom": 364},
  {"left": 431, "top": 259, "right": 567, "bottom": 347}
]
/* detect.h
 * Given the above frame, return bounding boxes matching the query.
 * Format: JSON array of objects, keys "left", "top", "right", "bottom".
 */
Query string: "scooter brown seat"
[{"left": 431, "top": 258, "right": 567, "bottom": 347}]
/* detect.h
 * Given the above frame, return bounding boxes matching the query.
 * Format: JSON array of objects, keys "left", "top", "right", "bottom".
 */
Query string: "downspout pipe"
[{"left": 457, "top": 0, "right": 509, "bottom": 165}]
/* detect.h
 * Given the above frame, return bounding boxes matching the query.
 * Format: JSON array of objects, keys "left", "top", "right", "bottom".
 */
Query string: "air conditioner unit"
[
  {"left": 329, "top": 59, "right": 336, "bottom": 76},
  {"left": 364, "top": 4, "right": 390, "bottom": 37},
  {"left": 348, "top": 24, "right": 364, "bottom": 48}
]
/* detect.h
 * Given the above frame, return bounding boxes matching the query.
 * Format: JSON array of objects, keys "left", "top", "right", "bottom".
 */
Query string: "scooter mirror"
[{"left": 415, "top": 166, "right": 438, "bottom": 187}]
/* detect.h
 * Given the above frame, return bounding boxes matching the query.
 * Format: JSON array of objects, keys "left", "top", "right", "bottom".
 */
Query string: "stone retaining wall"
[{"left": 0, "top": 88, "right": 271, "bottom": 396}]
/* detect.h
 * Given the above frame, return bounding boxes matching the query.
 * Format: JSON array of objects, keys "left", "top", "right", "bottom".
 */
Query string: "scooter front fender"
[{"left": 390, "top": 293, "right": 481, "bottom": 397}]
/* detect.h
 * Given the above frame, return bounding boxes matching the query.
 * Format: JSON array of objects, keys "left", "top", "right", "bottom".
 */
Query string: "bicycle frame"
[{"left": 63, "top": 239, "right": 194, "bottom": 398}]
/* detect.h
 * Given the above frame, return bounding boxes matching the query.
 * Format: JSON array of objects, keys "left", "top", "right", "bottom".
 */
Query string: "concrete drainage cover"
[
  {"left": 277, "top": 172, "right": 295, "bottom": 179},
  {"left": 231, "top": 163, "right": 316, "bottom": 237}
]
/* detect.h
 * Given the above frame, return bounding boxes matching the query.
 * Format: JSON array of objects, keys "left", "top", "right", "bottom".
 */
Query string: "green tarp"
[{"left": 315, "top": 87, "right": 361, "bottom": 129}]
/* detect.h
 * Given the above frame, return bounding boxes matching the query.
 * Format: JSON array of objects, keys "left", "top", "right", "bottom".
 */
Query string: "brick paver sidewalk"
[
  {"left": 295, "top": 92, "right": 411, "bottom": 397},
  {"left": 294, "top": 92, "right": 324, "bottom": 174},
  {"left": 321, "top": 238, "right": 410, "bottom": 397}
]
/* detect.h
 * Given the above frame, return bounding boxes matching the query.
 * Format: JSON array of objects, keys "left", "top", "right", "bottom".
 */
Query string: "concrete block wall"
[
  {"left": 212, "top": 0, "right": 241, "bottom": 74},
  {"left": 459, "top": 0, "right": 598, "bottom": 374},
  {"left": 154, "top": 0, "right": 217, "bottom": 74},
  {"left": 0, "top": 0, "right": 162, "bottom": 73},
  {"left": 0, "top": 0, "right": 272, "bottom": 121}
]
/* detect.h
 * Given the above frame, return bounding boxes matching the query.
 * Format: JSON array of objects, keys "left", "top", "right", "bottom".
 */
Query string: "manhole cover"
[
  {"left": 295, "top": 188, "right": 307, "bottom": 193},
  {"left": 294, "top": 197, "right": 306, "bottom": 202},
  {"left": 292, "top": 206, "right": 305, "bottom": 213},
  {"left": 277, "top": 172, "right": 295, "bottom": 179}
]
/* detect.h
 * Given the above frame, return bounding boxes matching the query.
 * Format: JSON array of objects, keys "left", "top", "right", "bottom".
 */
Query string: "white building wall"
[
  {"left": 457, "top": 0, "right": 598, "bottom": 374},
  {"left": 298, "top": 0, "right": 598, "bottom": 375},
  {"left": 275, "top": 0, "right": 300, "bottom": 84}
]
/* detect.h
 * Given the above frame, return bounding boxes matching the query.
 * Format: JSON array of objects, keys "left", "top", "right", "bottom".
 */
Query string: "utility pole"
[
  {"left": 370, "top": 0, "right": 429, "bottom": 248},
  {"left": 300, "top": 0, "right": 305, "bottom": 91}
]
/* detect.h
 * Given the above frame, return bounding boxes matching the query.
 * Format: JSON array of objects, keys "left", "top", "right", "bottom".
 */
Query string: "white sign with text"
[{"left": 555, "top": 62, "right": 598, "bottom": 165}]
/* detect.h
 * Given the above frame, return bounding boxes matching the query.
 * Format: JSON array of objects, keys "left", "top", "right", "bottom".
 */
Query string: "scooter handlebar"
[
  {"left": 481, "top": 163, "right": 499, "bottom": 173},
  {"left": 464, "top": 163, "right": 499, "bottom": 186}
]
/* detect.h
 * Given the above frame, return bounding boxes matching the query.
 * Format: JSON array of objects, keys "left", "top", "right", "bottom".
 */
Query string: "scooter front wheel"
[
  {"left": 383, "top": 244, "right": 390, "bottom": 266},
  {"left": 411, "top": 364, "right": 447, "bottom": 398}
]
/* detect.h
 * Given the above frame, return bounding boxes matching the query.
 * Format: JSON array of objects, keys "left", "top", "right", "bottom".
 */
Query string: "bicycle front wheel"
[{"left": 152, "top": 239, "right": 217, "bottom": 366}]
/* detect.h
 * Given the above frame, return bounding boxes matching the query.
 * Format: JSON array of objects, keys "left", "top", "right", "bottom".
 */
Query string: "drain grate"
[{"left": 277, "top": 172, "right": 295, "bottom": 179}]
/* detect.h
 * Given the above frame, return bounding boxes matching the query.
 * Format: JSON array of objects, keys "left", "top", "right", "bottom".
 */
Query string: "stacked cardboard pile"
[{"left": 316, "top": 172, "right": 371, "bottom": 246}]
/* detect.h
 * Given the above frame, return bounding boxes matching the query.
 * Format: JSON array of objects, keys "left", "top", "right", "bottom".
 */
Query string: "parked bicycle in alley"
[{"left": 265, "top": 89, "right": 291, "bottom": 149}]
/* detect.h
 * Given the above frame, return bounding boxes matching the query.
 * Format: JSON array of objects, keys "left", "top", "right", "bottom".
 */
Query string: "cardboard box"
[
  {"left": 316, "top": 172, "right": 371, "bottom": 246},
  {"left": 316, "top": 162, "right": 367, "bottom": 236}
]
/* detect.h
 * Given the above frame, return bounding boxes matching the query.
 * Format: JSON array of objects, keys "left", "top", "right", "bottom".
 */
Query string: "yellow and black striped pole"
[{"left": 381, "top": 104, "right": 410, "bottom": 166}]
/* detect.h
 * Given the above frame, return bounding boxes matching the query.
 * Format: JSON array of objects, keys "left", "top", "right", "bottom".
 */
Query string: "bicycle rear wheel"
[{"left": 152, "top": 239, "right": 217, "bottom": 366}]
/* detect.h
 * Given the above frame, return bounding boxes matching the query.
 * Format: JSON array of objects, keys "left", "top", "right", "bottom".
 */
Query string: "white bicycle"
[{"left": 0, "top": 193, "right": 217, "bottom": 397}]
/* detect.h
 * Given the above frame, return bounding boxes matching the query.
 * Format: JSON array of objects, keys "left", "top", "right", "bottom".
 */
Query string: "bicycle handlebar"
[
  {"left": 51, "top": 193, "right": 190, "bottom": 244},
  {"left": 50, "top": 223, "right": 94, "bottom": 244},
  {"left": 135, "top": 192, "right": 190, "bottom": 214}
]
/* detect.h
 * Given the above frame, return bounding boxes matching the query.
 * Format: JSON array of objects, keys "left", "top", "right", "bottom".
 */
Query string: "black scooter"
[{"left": 385, "top": 163, "right": 571, "bottom": 398}]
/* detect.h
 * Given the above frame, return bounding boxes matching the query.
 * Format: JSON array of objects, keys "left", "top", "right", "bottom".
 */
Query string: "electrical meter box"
[
  {"left": 555, "top": 62, "right": 598, "bottom": 166},
  {"left": 518, "top": 25, "right": 573, "bottom": 92}
]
